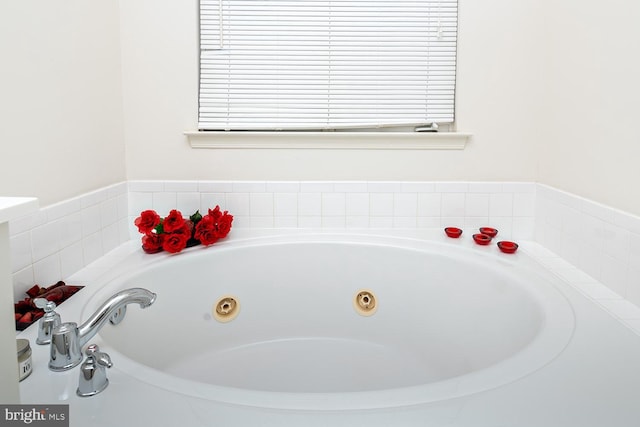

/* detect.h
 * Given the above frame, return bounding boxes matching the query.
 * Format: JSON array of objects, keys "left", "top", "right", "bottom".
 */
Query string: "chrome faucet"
[{"left": 48, "top": 288, "right": 156, "bottom": 371}]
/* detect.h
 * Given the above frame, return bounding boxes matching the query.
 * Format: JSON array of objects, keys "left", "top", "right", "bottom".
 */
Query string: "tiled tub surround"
[
  {"left": 127, "top": 180, "right": 537, "bottom": 237},
  {"left": 535, "top": 184, "right": 640, "bottom": 312},
  {"left": 8, "top": 179, "right": 640, "bottom": 325},
  {"left": 9, "top": 182, "right": 129, "bottom": 300}
]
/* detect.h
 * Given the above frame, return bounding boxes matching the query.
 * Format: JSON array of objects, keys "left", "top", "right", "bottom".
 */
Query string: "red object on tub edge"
[
  {"left": 497, "top": 241, "right": 519, "bottom": 254},
  {"left": 473, "top": 233, "right": 492, "bottom": 245},
  {"left": 14, "top": 281, "right": 83, "bottom": 331},
  {"left": 444, "top": 227, "right": 463, "bottom": 238},
  {"left": 479, "top": 227, "right": 498, "bottom": 238}
]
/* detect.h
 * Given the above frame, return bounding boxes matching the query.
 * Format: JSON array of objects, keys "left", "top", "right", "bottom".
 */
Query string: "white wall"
[
  {"left": 539, "top": 0, "right": 640, "bottom": 216},
  {"left": 119, "top": 0, "right": 640, "bottom": 217},
  {"left": 120, "top": 0, "right": 544, "bottom": 184},
  {"left": 2, "top": 1, "right": 639, "bottom": 215},
  {"left": 0, "top": 1, "right": 126, "bottom": 207}
]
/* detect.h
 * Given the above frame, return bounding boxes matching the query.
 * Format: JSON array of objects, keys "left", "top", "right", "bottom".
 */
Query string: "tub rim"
[{"left": 82, "top": 232, "right": 575, "bottom": 410}]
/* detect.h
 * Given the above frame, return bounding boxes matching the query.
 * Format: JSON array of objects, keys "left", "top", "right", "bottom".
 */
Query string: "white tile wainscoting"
[
  {"left": 9, "top": 182, "right": 129, "bottom": 301},
  {"left": 126, "top": 180, "right": 536, "bottom": 238},
  {"left": 8, "top": 180, "right": 640, "bottom": 325},
  {"left": 535, "top": 184, "right": 640, "bottom": 311}
]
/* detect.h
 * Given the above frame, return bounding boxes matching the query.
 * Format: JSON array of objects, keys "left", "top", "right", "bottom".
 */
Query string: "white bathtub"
[
  {"left": 20, "top": 230, "right": 640, "bottom": 426},
  {"left": 80, "top": 233, "right": 574, "bottom": 411}
]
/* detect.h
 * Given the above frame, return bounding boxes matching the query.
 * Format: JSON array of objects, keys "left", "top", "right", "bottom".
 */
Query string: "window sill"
[{"left": 185, "top": 131, "right": 471, "bottom": 150}]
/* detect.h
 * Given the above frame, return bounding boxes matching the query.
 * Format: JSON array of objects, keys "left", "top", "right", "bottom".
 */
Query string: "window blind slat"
[{"left": 199, "top": 0, "right": 458, "bottom": 130}]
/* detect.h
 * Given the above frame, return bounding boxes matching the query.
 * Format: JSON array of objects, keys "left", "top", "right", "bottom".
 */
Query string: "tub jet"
[
  {"left": 354, "top": 290, "right": 377, "bottom": 316},
  {"left": 213, "top": 296, "right": 240, "bottom": 323}
]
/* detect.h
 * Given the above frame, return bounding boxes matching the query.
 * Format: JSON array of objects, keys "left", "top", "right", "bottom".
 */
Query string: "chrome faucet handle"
[
  {"left": 77, "top": 344, "right": 113, "bottom": 397},
  {"left": 34, "top": 298, "right": 61, "bottom": 345}
]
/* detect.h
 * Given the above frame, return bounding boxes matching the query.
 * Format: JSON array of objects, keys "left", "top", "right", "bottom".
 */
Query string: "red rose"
[
  {"left": 135, "top": 210, "right": 161, "bottom": 234},
  {"left": 173, "top": 220, "right": 193, "bottom": 237},
  {"left": 208, "top": 206, "right": 223, "bottom": 221},
  {"left": 215, "top": 212, "right": 233, "bottom": 238},
  {"left": 163, "top": 209, "right": 185, "bottom": 233},
  {"left": 141, "top": 233, "right": 164, "bottom": 254},
  {"left": 162, "top": 232, "right": 189, "bottom": 254},
  {"left": 194, "top": 216, "right": 219, "bottom": 246}
]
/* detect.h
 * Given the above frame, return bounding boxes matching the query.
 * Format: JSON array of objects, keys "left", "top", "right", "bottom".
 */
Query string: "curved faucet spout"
[
  {"left": 77, "top": 288, "right": 157, "bottom": 348},
  {"left": 49, "top": 287, "right": 157, "bottom": 371}
]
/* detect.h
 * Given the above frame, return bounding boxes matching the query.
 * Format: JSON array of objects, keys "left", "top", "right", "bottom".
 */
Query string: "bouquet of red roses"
[{"left": 134, "top": 206, "right": 233, "bottom": 254}]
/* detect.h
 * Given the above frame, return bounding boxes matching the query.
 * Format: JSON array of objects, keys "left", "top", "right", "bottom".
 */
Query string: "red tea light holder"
[
  {"left": 497, "top": 241, "right": 519, "bottom": 254},
  {"left": 444, "top": 227, "right": 463, "bottom": 238},
  {"left": 479, "top": 227, "right": 498, "bottom": 238},
  {"left": 472, "top": 233, "right": 492, "bottom": 245}
]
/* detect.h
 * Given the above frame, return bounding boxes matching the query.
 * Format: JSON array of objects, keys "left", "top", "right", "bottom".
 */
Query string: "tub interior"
[{"left": 87, "top": 239, "right": 557, "bottom": 393}]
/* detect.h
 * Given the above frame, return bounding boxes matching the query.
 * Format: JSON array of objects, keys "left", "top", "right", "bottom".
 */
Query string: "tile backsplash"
[
  {"left": 9, "top": 180, "right": 640, "bottom": 311},
  {"left": 9, "top": 182, "right": 129, "bottom": 301},
  {"left": 535, "top": 184, "right": 640, "bottom": 308},
  {"left": 127, "top": 180, "right": 536, "bottom": 238}
]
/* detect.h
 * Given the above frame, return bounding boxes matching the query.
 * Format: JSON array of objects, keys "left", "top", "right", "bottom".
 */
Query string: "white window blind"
[{"left": 199, "top": 0, "right": 458, "bottom": 131}]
